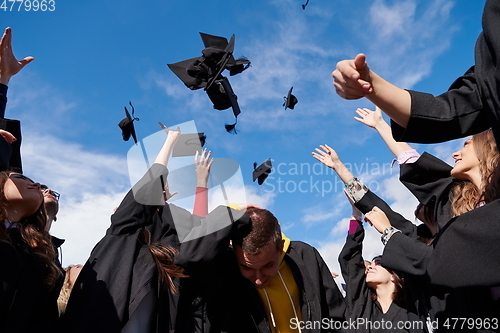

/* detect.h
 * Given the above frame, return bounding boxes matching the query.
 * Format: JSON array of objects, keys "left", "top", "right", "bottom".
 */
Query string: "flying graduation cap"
[
  {"left": 283, "top": 87, "right": 298, "bottom": 110},
  {"left": 167, "top": 32, "right": 250, "bottom": 133},
  {"left": 302, "top": 0, "right": 310, "bottom": 10},
  {"left": 253, "top": 159, "right": 272, "bottom": 185},
  {"left": 172, "top": 132, "right": 207, "bottom": 157},
  {"left": 118, "top": 101, "right": 140, "bottom": 145}
]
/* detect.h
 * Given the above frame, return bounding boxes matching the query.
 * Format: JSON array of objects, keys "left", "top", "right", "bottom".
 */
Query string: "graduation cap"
[
  {"left": 302, "top": 0, "right": 310, "bottom": 9},
  {"left": 118, "top": 101, "right": 140, "bottom": 145},
  {"left": 253, "top": 159, "right": 272, "bottom": 185},
  {"left": 172, "top": 133, "right": 207, "bottom": 157},
  {"left": 283, "top": 87, "right": 298, "bottom": 110},
  {"left": 167, "top": 32, "right": 250, "bottom": 133}
]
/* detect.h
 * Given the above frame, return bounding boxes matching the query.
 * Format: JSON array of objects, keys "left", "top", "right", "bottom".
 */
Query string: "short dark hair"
[{"left": 232, "top": 208, "right": 282, "bottom": 255}]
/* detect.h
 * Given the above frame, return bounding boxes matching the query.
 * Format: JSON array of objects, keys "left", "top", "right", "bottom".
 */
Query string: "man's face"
[{"left": 234, "top": 242, "right": 281, "bottom": 288}]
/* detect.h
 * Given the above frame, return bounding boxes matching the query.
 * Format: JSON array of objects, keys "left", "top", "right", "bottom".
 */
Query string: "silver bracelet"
[
  {"left": 381, "top": 226, "right": 401, "bottom": 246},
  {"left": 345, "top": 177, "right": 369, "bottom": 202}
]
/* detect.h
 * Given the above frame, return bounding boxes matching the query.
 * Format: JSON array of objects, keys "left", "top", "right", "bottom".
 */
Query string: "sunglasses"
[{"left": 40, "top": 185, "right": 60, "bottom": 201}]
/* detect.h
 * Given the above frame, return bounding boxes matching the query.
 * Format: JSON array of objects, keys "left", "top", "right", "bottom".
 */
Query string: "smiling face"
[
  {"left": 451, "top": 138, "right": 481, "bottom": 182},
  {"left": 234, "top": 242, "right": 281, "bottom": 288},
  {"left": 3, "top": 173, "right": 43, "bottom": 220},
  {"left": 365, "top": 257, "right": 394, "bottom": 287}
]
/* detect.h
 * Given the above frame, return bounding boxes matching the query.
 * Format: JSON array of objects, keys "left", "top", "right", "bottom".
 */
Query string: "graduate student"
[
  {"left": 175, "top": 206, "right": 346, "bottom": 333},
  {"left": 313, "top": 145, "right": 428, "bottom": 333},
  {"left": 339, "top": 194, "right": 408, "bottom": 333},
  {"left": 312, "top": 143, "right": 500, "bottom": 331},
  {"left": 0, "top": 26, "right": 64, "bottom": 333},
  {"left": 60, "top": 126, "right": 211, "bottom": 333}
]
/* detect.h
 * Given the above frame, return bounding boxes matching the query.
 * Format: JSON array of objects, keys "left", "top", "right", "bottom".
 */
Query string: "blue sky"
[{"left": 2, "top": 0, "right": 485, "bottom": 281}]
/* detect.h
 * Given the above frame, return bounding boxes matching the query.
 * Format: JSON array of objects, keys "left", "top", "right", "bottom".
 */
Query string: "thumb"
[
  {"left": 354, "top": 53, "right": 367, "bottom": 71},
  {"left": 19, "top": 56, "right": 35, "bottom": 67}
]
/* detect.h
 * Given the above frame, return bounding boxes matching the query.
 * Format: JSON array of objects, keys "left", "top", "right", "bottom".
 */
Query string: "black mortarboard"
[
  {"left": 167, "top": 32, "right": 250, "bottom": 133},
  {"left": 172, "top": 133, "right": 207, "bottom": 157},
  {"left": 205, "top": 77, "right": 241, "bottom": 134},
  {"left": 283, "top": 87, "right": 298, "bottom": 110},
  {"left": 118, "top": 101, "right": 140, "bottom": 145},
  {"left": 252, "top": 159, "right": 272, "bottom": 185},
  {"left": 302, "top": 0, "right": 310, "bottom": 9}
]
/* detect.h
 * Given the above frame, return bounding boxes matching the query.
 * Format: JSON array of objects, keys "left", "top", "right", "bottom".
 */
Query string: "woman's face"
[
  {"left": 365, "top": 257, "right": 393, "bottom": 286},
  {"left": 4, "top": 173, "right": 43, "bottom": 217},
  {"left": 451, "top": 138, "right": 480, "bottom": 181}
]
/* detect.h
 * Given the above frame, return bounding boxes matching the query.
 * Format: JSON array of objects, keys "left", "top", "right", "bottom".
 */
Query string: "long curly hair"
[
  {"left": 451, "top": 129, "right": 500, "bottom": 217},
  {"left": 0, "top": 171, "right": 62, "bottom": 287}
]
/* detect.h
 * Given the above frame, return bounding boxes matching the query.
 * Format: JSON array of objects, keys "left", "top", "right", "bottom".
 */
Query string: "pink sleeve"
[
  {"left": 394, "top": 149, "right": 421, "bottom": 165},
  {"left": 348, "top": 219, "right": 362, "bottom": 235},
  {"left": 193, "top": 187, "right": 208, "bottom": 217}
]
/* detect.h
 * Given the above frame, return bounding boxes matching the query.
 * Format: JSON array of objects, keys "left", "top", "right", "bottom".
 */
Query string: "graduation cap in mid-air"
[
  {"left": 118, "top": 101, "right": 140, "bottom": 145},
  {"left": 172, "top": 133, "right": 207, "bottom": 157},
  {"left": 253, "top": 159, "right": 272, "bottom": 185},
  {"left": 302, "top": 0, "right": 310, "bottom": 10},
  {"left": 167, "top": 32, "right": 251, "bottom": 134},
  {"left": 283, "top": 87, "right": 298, "bottom": 110}
]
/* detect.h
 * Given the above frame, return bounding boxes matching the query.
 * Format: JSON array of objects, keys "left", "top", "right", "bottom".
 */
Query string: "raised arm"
[
  {"left": 155, "top": 122, "right": 181, "bottom": 167},
  {"left": 312, "top": 144, "right": 354, "bottom": 184},
  {"left": 338, "top": 192, "right": 370, "bottom": 319},
  {"left": 332, "top": 53, "right": 411, "bottom": 128},
  {"left": 0, "top": 27, "right": 34, "bottom": 86},
  {"left": 354, "top": 107, "right": 416, "bottom": 159},
  {"left": 193, "top": 148, "right": 213, "bottom": 217}
]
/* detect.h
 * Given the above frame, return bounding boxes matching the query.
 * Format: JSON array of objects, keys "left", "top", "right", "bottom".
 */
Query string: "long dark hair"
[
  {"left": 149, "top": 243, "right": 188, "bottom": 294},
  {"left": 0, "top": 171, "right": 62, "bottom": 287}
]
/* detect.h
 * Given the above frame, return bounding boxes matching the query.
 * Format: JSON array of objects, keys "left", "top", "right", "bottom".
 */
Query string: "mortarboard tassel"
[
  {"left": 225, "top": 119, "right": 238, "bottom": 134},
  {"left": 302, "top": 0, "right": 309, "bottom": 9}
]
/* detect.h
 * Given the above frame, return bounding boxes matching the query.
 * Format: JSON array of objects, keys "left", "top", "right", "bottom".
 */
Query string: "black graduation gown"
[
  {"left": 0, "top": 83, "right": 22, "bottom": 173},
  {"left": 398, "top": 152, "right": 455, "bottom": 230},
  {"left": 175, "top": 209, "right": 346, "bottom": 333},
  {"left": 0, "top": 229, "right": 61, "bottom": 333},
  {"left": 339, "top": 223, "right": 409, "bottom": 333},
  {"left": 355, "top": 189, "right": 499, "bottom": 332},
  {"left": 391, "top": 0, "right": 500, "bottom": 146},
  {"left": 355, "top": 191, "right": 428, "bottom": 333},
  {"left": 60, "top": 164, "right": 207, "bottom": 333}
]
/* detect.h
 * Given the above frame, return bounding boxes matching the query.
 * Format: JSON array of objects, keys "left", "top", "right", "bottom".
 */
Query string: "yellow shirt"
[{"left": 256, "top": 234, "right": 302, "bottom": 333}]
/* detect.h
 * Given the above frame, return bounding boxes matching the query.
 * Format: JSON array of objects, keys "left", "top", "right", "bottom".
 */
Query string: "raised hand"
[
  {"left": 0, "top": 27, "right": 35, "bottom": 85},
  {"left": 354, "top": 107, "right": 385, "bottom": 129},
  {"left": 364, "top": 206, "right": 391, "bottom": 234},
  {"left": 195, "top": 148, "right": 214, "bottom": 188},
  {"left": 312, "top": 144, "right": 340, "bottom": 169},
  {"left": 332, "top": 53, "right": 372, "bottom": 100},
  {"left": 0, "top": 129, "right": 16, "bottom": 143}
]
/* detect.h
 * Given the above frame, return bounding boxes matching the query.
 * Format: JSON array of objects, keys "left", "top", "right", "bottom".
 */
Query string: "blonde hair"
[
  {"left": 57, "top": 266, "right": 75, "bottom": 315},
  {"left": 451, "top": 129, "right": 500, "bottom": 216}
]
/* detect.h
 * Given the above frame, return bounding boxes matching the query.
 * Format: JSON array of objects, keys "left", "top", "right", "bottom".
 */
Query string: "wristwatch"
[{"left": 381, "top": 226, "right": 401, "bottom": 245}]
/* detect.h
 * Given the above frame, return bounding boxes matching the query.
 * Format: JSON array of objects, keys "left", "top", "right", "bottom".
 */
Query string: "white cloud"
[{"left": 366, "top": 0, "right": 457, "bottom": 88}]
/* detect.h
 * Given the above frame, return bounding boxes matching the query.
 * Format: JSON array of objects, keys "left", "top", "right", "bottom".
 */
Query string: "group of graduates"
[{"left": 2, "top": 0, "right": 500, "bottom": 332}]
